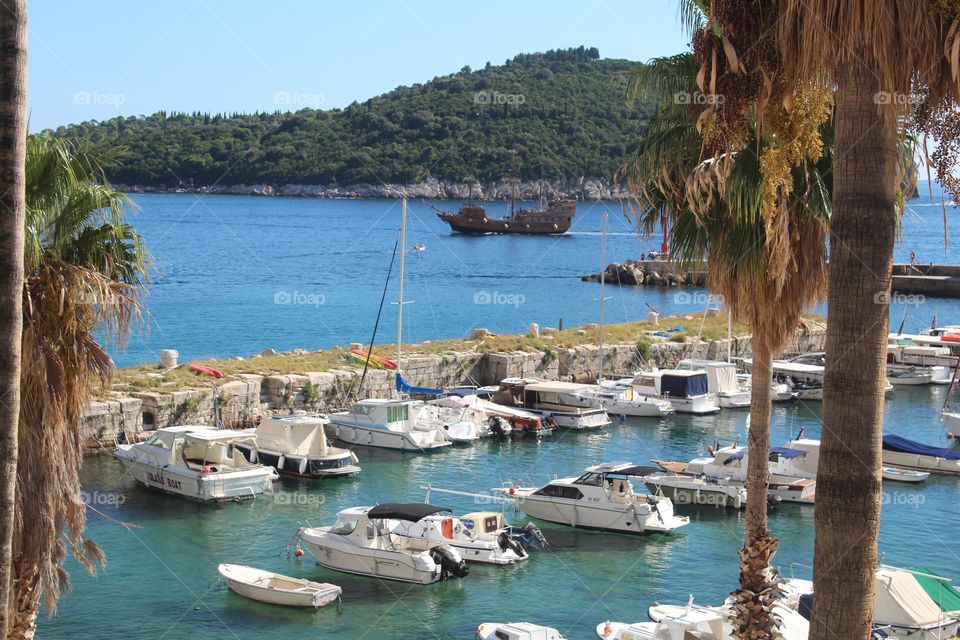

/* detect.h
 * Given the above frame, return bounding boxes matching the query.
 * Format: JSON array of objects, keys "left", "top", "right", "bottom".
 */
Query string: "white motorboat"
[
  {"left": 943, "top": 410, "right": 960, "bottom": 431},
  {"left": 677, "top": 360, "right": 751, "bottom": 408},
  {"left": 881, "top": 434, "right": 960, "bottom": 475},
  {"left": 887, "top": 344, "right": 955, "bottom": 383},
  {"left": 391, "top": 513, "right": 527, "bottom": 565},
  {"left": 297, "top": 503, "right": 469, "bottom": 584},
  {"left": 496, "top": 461, "right": 689, "bottom": 534},
  {"left": 234, "top": 414, "right": 360, "bottom": 479},
  {"left": 492, "top": 378, "right": 611, "bottom": 430},
  {"left": 643, "top": 473, "right": 747, "bottom": 509},
  {"left": 114, "top": 426, "right": 275, "bottom": 501},
  {"left": 887, "top": 367, "right": 936, "bottom": 385},
  {"left": 575, "top": 383, "right": 675, "bottom": 418},
  {"left": 327, "top": 398, "right": 454, "bottom": 451},
  {"left": 217, "top": 564, "right": 341, "bottom": 608},
  {"left": 598, "top": 600, "right": 808, "bottom": 640},
  {"left": 433, "top": 394, "right": 553, "bottom": 438},
  {"left": 769, "top": 360, "right": 824, "bottom": 401},
  {"left": 625, "top": 370, "right": 721, "bottom": 414},
  {"left": 477, "top": 622, "right": 565, "bottom": 640},
  {"left": 458, "top": 511, "right": 549, "bottom": 550},
  {"left": 882, "top": 466, "right": 931, "bottom": 483}
]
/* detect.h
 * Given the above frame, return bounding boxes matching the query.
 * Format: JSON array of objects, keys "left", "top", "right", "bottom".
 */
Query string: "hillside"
[{"left": 45, "top": 47, "right": 652, "bottom": 194}]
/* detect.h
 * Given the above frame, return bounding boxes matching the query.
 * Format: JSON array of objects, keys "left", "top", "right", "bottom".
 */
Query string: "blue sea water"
[
  {"left": 112, "top": 184, "right": 960, "bottom": 368},
  {"left": 37, "top": 187, "right": 960, "bottom": 639}
]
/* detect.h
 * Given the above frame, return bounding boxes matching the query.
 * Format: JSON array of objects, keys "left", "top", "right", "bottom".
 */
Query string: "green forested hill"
[{"left": 46, "top": 47, "right": 651, "bottom": 188}]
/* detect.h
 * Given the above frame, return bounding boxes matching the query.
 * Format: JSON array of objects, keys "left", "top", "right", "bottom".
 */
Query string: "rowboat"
[
  {"left": 218, "top": 564, "right": 341, "bottom": 608},
  {"left": 348, "top": 349, "right": 397, "bottom": 370},
  {"left": 882, "top": 466, "right": 930, "bottom": 483}
]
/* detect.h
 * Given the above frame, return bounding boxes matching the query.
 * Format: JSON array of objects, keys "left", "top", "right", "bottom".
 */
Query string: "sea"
[{"left": 38, "top": 186, "right": 960, "bottom": 639}]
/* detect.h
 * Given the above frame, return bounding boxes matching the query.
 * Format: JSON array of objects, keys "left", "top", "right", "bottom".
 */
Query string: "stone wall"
[{"left": 82, "top": 327, "right": 825, "bottom": 449}]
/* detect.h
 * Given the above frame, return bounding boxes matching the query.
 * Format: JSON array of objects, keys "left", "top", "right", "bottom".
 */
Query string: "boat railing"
[{"left": 786, "top": 562, "right": 813, "bottom": 580}]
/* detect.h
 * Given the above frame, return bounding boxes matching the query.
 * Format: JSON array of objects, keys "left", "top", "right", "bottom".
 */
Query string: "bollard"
[
  {"left": 159, "top": 349, "right": 179, "bottom": 369},
  {"left": 529, "top": 323, "right": 540, "bottom": 337}
]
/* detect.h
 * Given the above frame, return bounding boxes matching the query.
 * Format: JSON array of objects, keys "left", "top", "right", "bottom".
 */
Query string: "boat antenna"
[{"left": 395, "top": 197, "right": 408, "bottom": 397}]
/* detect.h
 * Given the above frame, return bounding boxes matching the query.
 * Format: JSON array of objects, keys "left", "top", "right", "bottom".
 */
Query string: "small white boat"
[
  {"left": 477, "top": 622, "right": 565, "bottom": 640},
  {"left": 574, "top": 384, "right": 675, "bottom": 418},
  {"left": 643, "top": 473, "right": 747, "bottom": 509},
  {"left": 441, "top": 419, "right": 480, "bottom": 443},
  {"left": 327, "top": 398, "right": 453, "bottom": 451},
  {"left": 491, "top": 378, "right": 611, "bottom": 430},
  {"left": 882, "top": 466, "right": 930, "bottom": 483},
  {"left": 887, "top": 367, "right": 935, "bottom": 385},
  {"left": 677, "top": 360, "right": 751, "bottom": 408},
  {"left": 392, "top": 513, "right": 527, "bottom": 565},
  {"left": 218, "top": 564, "right": 341, "bottom": 608},
  {"left": 234, "top": 414, "right": 360, "bottom": 479},
  {"left": 941, "top": 410, "right": 960, "bottom": 431},
  {"left": 882, "top": 434, "right": 960, "bottom": 475}
]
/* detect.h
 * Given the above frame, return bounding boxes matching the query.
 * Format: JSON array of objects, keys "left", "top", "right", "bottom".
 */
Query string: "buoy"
[
  {"left": 603, "top": 621, "right": 613, "bottom": 637},
  {"left": 508, "top": 486, "right": 516, "bottom": 496},
  {"left": 294, "top": 548, "right": 305, "bottom": 558}
]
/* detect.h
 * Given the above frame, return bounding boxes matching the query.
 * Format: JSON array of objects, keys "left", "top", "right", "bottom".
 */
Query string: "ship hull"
[{"left": 438, "top": 214, "right": 571, "bottom": 235}]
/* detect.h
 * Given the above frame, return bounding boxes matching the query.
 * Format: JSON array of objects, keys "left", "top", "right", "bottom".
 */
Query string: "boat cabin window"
[
  {"left": 533, "top": 484, "right": 583, "bottom": 500},
  {"left": 386, "top": 404, "right": 408, "bottom": 423},
  {"left": 350, "top": 403, "right": 377, "bottom": 416},
  {"left": 365, "top": 521, "right": 376, "bottom": 540},
  {"left": 330, "top": 518, "right": 359, "bottom": 536},
  {"left": 144, "top": 433, "right": 168, "bottom": 448},
  {"left": 574, "top": 472, "right": 605, "bottom": 486}
]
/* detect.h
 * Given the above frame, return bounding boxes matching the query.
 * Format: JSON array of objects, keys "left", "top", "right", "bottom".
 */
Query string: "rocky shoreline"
[
  {"left": 115, "top": 176, "right": 630, "bottom": 201},
  {"left": 582, "top": 259, "right": 708, "bottom": 287}
]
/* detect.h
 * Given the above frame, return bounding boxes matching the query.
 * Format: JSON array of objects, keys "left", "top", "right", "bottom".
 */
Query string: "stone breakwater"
[
  {"left": 82, "top": 324, "right": 826, "bottom": 450},
  {"left": 582, "top": 259, "right": 708, "bottom": 287},
  {"left": 116, "top": 177, "right": 629, "bottom": 201}
]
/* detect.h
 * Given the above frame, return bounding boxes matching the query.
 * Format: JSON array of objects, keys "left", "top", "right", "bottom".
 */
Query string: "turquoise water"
[
  {"left": 114, "top": 187, "right": 960, "bottom": 368},
  {"left": 43, "top": 385, "right": 959, "bottom": 639}
]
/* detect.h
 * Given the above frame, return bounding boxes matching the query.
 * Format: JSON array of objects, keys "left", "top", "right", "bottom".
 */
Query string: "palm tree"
[
  {"left": 681, "top": 3, "right": 953, "bottom": 638},
  {"left": 619, "top": 52, "right": 831, "bottom": 639},
  {"left": 8, "top": 135, "right": 147, "bottom": 638},
  {"left": 0, "top": 2, "right": 28, "bottom": 638}
]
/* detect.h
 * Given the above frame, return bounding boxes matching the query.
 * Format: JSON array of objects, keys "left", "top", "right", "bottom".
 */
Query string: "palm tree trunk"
[
  {"left": 729, "top": 339, "right": 779, "bottom": 640},
  {"left": 809, "top": 60, "right": 897, "bottom": 640},
  {"left": 0, "top": 2, "right": 27, "bottom": 638}
]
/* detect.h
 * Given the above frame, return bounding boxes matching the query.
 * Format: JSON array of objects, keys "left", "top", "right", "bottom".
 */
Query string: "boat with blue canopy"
[{"left": 882, "top": 434, "right": 960, "bottom": 475}]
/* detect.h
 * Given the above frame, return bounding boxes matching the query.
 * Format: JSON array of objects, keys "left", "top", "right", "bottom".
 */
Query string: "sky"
[{"left": 28, "top": 0, "right": 690, "bottom": 132}]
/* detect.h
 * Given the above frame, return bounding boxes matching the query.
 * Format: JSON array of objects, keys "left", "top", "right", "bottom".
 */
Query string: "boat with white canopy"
[
  {"left": 625, "top": 369, "right": 721, "bottom": 414},
  {"left": 234, "top": 414, "right": 360, "bottom": 479},
  {"left": 677, "top": 360, "right": 751, "bottom": 408}
]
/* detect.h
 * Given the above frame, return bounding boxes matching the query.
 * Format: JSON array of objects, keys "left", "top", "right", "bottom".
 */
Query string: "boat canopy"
[
  {"left": 770, "top": 447, "right": 807, "bottom": 459},
  {"left": 874, "top": 569, "right": 950, "bottom": 627},
  {"left": 723, "top": 450, "right": 745, "bottom": 464},
  {"left": 660, "top": 372, "right": 709, "bottom": 398},
  {"left": 882, "top": 435, "right": 960, "bottom": 461},
  {"left": 582, "top": 461, "right": 659, "bottom": 476},
  {"left": 908, "top": 567, "right": 960, "bottom": 613},
  {"left": 367, "top": 503, "right": 450, "bottom": 522},
  {"left": 523, "top": 381, "right": 592, "bottom": 393},
  {"left": 395, "top": 373, "right": 442, "bottom": 396}
]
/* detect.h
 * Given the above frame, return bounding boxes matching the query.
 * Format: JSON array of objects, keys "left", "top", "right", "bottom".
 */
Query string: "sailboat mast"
[
  {"left": 727, "top": 308, "right": 732, "bottom": 363},
  {"left": 396, "top": 198, "right": 407, "bottom": 386},
  {"left": 599, "top": 211, "right": 607, "bottom": 381}
]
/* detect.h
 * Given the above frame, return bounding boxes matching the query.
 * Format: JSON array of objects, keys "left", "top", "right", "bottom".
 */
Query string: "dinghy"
[
  {"left": 218, "top": 564, "right": 341, "bottom": 608},
  {"left": 477, "top": 622, "right": 566, "bottom": 640},
  {"left": 882, "top": 466, "right": 930, "bottom": 483}
]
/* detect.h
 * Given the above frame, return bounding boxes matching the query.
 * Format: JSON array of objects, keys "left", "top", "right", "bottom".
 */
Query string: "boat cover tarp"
[
  {"left": 660, "top": 373, "right": 708, "bottom": 398},
  {"left": 909, "top": 568, "right": 960, "bottom": 613},
  {"left": 770, "top": 447, "right": 807, "bottom": 459},
  {"left": 367, "top": 503, "right": 450, "bottom": 521},
  {"left": 395, "top": 373, "right": 443, "bottom": 396},
  {"left": 723, "top": 450, "right": 745, "bottom": 464},
  {"left": 874, "top": 569, "right": 948, "bottom": 627},
  {"left": 883, "top": 435, "right": 960, "bottom": 460},
  {"left": 707, "top": 364, "right": 740, "bottom": 394}
]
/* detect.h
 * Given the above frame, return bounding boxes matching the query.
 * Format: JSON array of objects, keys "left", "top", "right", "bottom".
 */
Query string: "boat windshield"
[
  {"left": 330, "top": 518, "right": 359, "bottom": 536},
  {"left": 144, "top": 434, "right": 167, "bottom": 448},
  {"left": 574, "top": 472, "right": 605, "bottom": 486}
]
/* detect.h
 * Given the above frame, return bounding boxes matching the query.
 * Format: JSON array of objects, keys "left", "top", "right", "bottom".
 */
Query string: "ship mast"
[
  {"left": 395, "top": 198, "right": 407, "bottom": 397},
  {"left": 510, "top": 163, "right": 517, "bottom": 220}
]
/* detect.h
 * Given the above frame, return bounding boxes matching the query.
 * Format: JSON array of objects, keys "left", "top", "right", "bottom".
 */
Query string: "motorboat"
[
  {"left": 677, "top": 360, "right": 751, "bottom": 408},
  {"left": 574, "top": 383, "right": 675, "bottom": 418},
  {"left": 881, "top": 434, "right": 960, "bottom": 475},
  {"left": 114, "top": 426, "right": 276, "bottom": 501},
  {"left": 643, "top": 473, "right": 747, "bottom": 509},
  {"left": 327, "top": 398, "right": 454, "bottom": 451},
  {"left": 492, "top": 378, "right": 611, "bottom": 430},
  {"left": 391, "top": 513, "right": 528, "bottom": 565},
  {"left": 943, "top": 410, "right": 960, "bottom": 431},
  {"left": 477, "top": 622, "right": 566, "bottom": 640},
  {"left": 598, "top": 599, "right": 808, "bottom": 640},
  {"left": 886, "top": 367, "right": 936, "bottom": 386},
  {"left": 891, "top": 331, "right": 960, "bottom": 358},
  {"left": 458, "top": 511, "right": 549, "bottom": 551},
  {"left": 624, "top": 370, "right": 721, "bottom": 415},
  {"left": 769, "top": 360, "right": 824, "bottom": 401},
  {"left": 432, "top": 394, "right": 552, "bottom": 438},
  {"left": 887, "top": 344, "right": 954, "bottom": 383},
  {"left": 297, "top": 503, "right": 469, "bottom": 584},
  {"left": 217, "top": 564, "right": 341, "bottom": 608},
  {"left": 882, "top": 466, "right": 931, "bottom": 483},
  {"left": 234, "top": 414, "right": 360, "bottom": 479},
  {"left": 495, "top": 461, "right": 690, "bottom": 534}
]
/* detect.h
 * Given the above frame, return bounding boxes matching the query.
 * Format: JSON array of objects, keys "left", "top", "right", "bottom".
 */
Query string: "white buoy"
[{"left": 159, "top": 349, "right": 178, "bottom": 369}]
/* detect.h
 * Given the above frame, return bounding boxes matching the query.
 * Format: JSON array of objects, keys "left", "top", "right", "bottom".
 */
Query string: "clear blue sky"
[{"left": 28, "top": 0, "right": 689, "bottom": 132}]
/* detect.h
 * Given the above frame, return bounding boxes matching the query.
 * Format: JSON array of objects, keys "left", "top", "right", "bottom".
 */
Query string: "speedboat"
[
  {"left": 677, "top": 360, "right": 751, "bottom": 408},
  {"left": 625, "top": 370, "right": 721, "bottom": 414},
  {"left": 234, "top": 414, "right": 360, "bottom": 479},
  {"left": 882, "top": 434, "right": 960, "bottom": 475},
  {"left": 217, "top": 564, "right": 341, "bottom": 608},
  {"left": 477, "top": 622, "right": 565, "bottom": 640},
  {"left": 491, "top": 378, "right": 611, "bottom": 430},
  {"left": 297, "top": 503, "right": 469, "bottom": 584},
  {"left": 643, "top": 473, "right": 747, "bottom": 509},
  {"left": 597, "top": 600, "right": 808, "bottom": 640},
  {"left": 496, "top": 461, "right": 689, "bottom": 534},
  {"left": 114, "top": 426, "right": 276, "bottom": 501},
  {"left": 326, "top": 398, "right": 454, "bottom": 451},
  {"left": 391, "top": 513, "right": 528, "bottom": 565}
]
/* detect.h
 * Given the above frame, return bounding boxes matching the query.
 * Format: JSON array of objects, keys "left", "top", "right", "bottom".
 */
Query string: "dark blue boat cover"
[
  {"left": 770, "top": 447, "right": 807, "bottom": 458},
  {"left": 882, "top": 435, "right": 960, "bottom": 460},
  {"left": 395, "top": 372, "right": 443, "bottom": 396},
  {"left": 661, "top": 373, "right": 709, "bottom": 398}
]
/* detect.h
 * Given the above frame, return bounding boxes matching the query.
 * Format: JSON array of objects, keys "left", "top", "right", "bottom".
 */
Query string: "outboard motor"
[
  {"left": 488, "top": 416, "right": 508, "bottom": 438},
  {"left": 497, "top": 531, "right": 527, "bottom": 558},
  {"left": 522, "top": 521, "right": 548, "bottom": 549},
  {"left": 429, "top": 546, "right": 469, "bottom": 580}
]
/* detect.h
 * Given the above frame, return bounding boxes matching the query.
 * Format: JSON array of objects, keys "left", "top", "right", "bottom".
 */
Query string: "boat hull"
[
  {"left": 326, "top": 420, "right": 451, "bottom": 452},
  {"left": 512, "top": 494, "right": 686, "bottom": 534},
  {"left": 644, "top": 478, "right": 745, "bottom": 509},
  {"left": 218, "top": 564, "right": 341, "bottom": 607},
  {"left": 881, "top": 450, "right": 960, "bottom": 475},
  {"left": 234, "top": 444, "right": 361, "bottom": 479},
  {"left": 300, "top": 537, "right": 443, "bottom": 584},
  {"left": 114, "top": 451, "right": 273, "bottom": 501}
]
